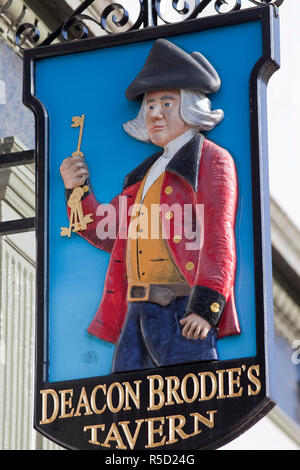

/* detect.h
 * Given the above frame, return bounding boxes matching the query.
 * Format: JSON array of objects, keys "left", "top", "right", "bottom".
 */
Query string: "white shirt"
[{"left": 141, "top": 128, "right": 197, "bottom": 201}]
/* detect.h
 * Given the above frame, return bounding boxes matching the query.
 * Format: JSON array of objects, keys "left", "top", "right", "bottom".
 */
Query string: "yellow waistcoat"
[{"left": 126, "top": 171, "right": 184, "bottom": 285}]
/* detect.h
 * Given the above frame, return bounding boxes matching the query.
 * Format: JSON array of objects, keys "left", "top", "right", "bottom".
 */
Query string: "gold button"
[
  {"left": 210, "top": 302, "right": 220, "bottom": 313},
  {"left": 173, "top": 235, "right": 182, "bottom": 243},
  {"left": 164, "top": 186, "right": 173, "bottom": 195},
  {"left": 185, "top": 262, "right": 194, "bottom": 271},
  {"left": 165, "top": 211, "right": 173, "bottom": 220}
]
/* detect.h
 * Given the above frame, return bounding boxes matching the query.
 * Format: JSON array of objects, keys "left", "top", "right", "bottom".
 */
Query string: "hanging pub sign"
[{"left": 23, "top": 3, "right": 280, "bottom": 451}]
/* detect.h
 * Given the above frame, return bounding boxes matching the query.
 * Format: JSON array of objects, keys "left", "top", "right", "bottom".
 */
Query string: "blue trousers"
[{"left": 111, "top": 296, "right": 218, "bottom": 373}]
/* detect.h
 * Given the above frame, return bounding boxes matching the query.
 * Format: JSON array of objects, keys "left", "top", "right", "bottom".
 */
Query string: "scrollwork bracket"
[{"left": 12, "top": 0, "right": 284, "bottom": 51}]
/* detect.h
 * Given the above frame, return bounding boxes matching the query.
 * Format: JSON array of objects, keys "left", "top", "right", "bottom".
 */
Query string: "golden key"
[
  {"left": 71, "top": 115, "right": 85, "bottom": 157},
  {"left": 60, "top": 187, "right": 93, "bottom": 237},
  {"left": 60, "top": 115, "right": 93, "bottom": 237}
]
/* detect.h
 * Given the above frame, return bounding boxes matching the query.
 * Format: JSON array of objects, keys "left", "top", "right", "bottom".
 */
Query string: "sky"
[{"left": 267, "top": 0, "right": 300, "bottom": 230}]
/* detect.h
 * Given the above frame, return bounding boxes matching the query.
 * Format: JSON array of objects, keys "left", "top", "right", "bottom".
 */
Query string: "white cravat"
[{"left": 141, "top": 128, "right": 197, "bottom": 201}]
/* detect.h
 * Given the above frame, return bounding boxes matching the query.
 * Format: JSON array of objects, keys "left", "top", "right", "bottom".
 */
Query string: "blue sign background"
[{"left": 35, "top": 20, "right": 262, "bottom": 382}]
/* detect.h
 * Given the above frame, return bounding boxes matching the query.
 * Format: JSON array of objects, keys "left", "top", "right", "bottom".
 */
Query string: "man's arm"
[
  {"left": 182, "top": 141, "right": 238, "bottom": 340},
  {"left": 60, "top": 154, "right": 120, "bottom": 253}
]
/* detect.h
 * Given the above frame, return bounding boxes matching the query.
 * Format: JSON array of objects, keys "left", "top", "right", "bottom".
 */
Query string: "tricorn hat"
[{"left": 125, "top": 38, "right": 221, "bottom": 101}]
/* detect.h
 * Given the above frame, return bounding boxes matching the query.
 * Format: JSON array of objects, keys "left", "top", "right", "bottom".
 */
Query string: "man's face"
[{"left": 145, "top": 89, "right": 191, "bottom": 148}]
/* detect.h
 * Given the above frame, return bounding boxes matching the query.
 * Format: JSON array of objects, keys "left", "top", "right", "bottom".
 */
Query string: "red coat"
[{"left": 74, "top": 135, "right": 240, "bottom": 343}]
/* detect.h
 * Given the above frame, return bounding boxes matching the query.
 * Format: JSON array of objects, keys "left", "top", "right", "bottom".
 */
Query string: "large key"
[
  {"left": 71, "top": 115, "right": 85, "bottom": 157},
  {"left": 60, "top": 115, "right": 93, "bottom": 237}
]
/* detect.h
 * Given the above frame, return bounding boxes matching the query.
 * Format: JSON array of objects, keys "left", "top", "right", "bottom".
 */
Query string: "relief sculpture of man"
[{"left": 60, "top": 39, "right": 240, "bottom": 373}]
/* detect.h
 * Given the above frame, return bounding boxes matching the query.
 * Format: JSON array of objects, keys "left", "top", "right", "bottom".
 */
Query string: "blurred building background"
[{"left": 0, "top": 0, "right": 299, "bottom": 450}]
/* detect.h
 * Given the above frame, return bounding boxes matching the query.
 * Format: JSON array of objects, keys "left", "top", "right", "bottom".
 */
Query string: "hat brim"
[{"left": 125, "top": 39, "right": 221, "bottom": 101}]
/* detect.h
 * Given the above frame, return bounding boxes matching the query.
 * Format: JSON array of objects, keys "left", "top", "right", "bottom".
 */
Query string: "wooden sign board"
[{"left": 23, "top": 5, "right": 279, "bottom": 451}]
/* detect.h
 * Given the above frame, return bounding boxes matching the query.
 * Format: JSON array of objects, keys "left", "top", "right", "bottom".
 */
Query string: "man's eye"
[
  {"left": 148, "top": 105, "right": 154, "bottom": 110},
  {"left": 163, "top": 102, "right": 172, "bottom": 108}
]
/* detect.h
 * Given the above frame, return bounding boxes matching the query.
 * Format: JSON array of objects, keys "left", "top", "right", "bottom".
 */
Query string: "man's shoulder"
[
  {"left": 201, "top": 138, "right": 235, "bottom": 169},
  {"left": 200, "top": 138, "right": 236, "bottom": 183},
  {"left": 202, "top": 138, "right": 232, "bottom": 159},
  {"left": 123, "top": 151, "right": 162, "bottom": 189}
]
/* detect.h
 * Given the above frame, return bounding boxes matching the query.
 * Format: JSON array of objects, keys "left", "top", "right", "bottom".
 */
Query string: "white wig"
[{"left": 123, "top": 89, "right": 224, "bottom": 143}]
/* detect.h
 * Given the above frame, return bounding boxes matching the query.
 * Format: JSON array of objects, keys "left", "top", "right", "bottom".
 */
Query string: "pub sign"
[{"left": 23, "top": 4, "right": 280, "bottom": 451}]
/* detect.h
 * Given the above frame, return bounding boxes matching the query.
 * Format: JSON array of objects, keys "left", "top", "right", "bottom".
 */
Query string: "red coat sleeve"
[{"left": 186, "top": 140, "right": 238, "bottom": 326}]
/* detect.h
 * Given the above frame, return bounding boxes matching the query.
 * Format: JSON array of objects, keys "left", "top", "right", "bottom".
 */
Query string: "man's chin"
[{"left": 149, "top": 134, "right": 168, "bottom": 148}]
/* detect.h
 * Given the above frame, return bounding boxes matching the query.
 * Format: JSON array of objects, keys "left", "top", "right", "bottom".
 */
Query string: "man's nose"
[{"left": 150, "top": 105, "right": 164, "bottom": 119}]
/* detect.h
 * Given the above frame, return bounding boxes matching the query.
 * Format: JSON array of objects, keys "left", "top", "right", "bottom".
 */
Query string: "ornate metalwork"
[
  {"left": 0, "top": 0, "right": 49, "bottom": 55},
  {"left": 15, "top": 21, "right": 40, "bottom": 47},
  {"left": 13, "top": 0, "right": 284, "bottom": 51}
]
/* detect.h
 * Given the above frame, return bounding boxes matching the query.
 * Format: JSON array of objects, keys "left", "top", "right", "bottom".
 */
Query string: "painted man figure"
[{"left": 60, "top": 39, "right": 240, "bottom": 373}]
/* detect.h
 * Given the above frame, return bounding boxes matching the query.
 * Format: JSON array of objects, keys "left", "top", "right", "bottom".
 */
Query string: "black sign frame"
[{"left": 23, "top": 5, "right": 280, "bottom": 451}]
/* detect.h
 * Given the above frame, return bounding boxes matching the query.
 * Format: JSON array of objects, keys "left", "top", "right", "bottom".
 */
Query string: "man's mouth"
[{"left": 150, "top": 125, "right": 165, "bottom": 132}]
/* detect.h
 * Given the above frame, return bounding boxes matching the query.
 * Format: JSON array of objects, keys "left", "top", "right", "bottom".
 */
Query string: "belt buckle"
[{"left": 127, "top": 283, "right": 150, "bottom": 302}]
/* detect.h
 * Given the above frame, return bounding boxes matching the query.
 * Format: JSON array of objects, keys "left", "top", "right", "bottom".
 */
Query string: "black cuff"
[
  {"left": 186, "top": 285, "right": 226, "bottom": 327},
  {"left": 65, "top": 178, "right": 92, "bottom": 203}
]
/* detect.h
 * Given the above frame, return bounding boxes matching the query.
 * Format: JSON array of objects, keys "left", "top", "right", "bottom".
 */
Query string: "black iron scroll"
[{"left": 14, "top": 0, "right": 284, "bottom": 51}]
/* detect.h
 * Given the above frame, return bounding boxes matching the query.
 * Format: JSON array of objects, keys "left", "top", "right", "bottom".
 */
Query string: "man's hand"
[
  {"left": 60, "top": 154, "right": 89, "bottom": 189},
  {"left": 180, "top": 313, "right": 212, "bottom": 340}
]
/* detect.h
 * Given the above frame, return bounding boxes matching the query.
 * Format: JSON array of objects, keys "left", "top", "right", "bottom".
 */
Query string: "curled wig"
[{"left": 123, "top": 89, "right": 224, "bottom": 143}]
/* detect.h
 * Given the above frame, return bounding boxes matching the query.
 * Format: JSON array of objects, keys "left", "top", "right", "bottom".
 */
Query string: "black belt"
[{"left": 127, "top": 283, "right": 191, "bottom": 307}]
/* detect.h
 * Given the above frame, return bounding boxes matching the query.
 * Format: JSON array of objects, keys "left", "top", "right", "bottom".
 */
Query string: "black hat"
[{"left": 125, "top": 38, "right": 221, "bottom": 101}]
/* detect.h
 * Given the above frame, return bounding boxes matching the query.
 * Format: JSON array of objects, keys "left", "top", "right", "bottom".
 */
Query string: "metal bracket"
[
  {"left": 13, "top": 0, "right": 284, "bottom": 51},
  {"left": 0, "top": 150, "right": 36, "bottom": 236}
]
